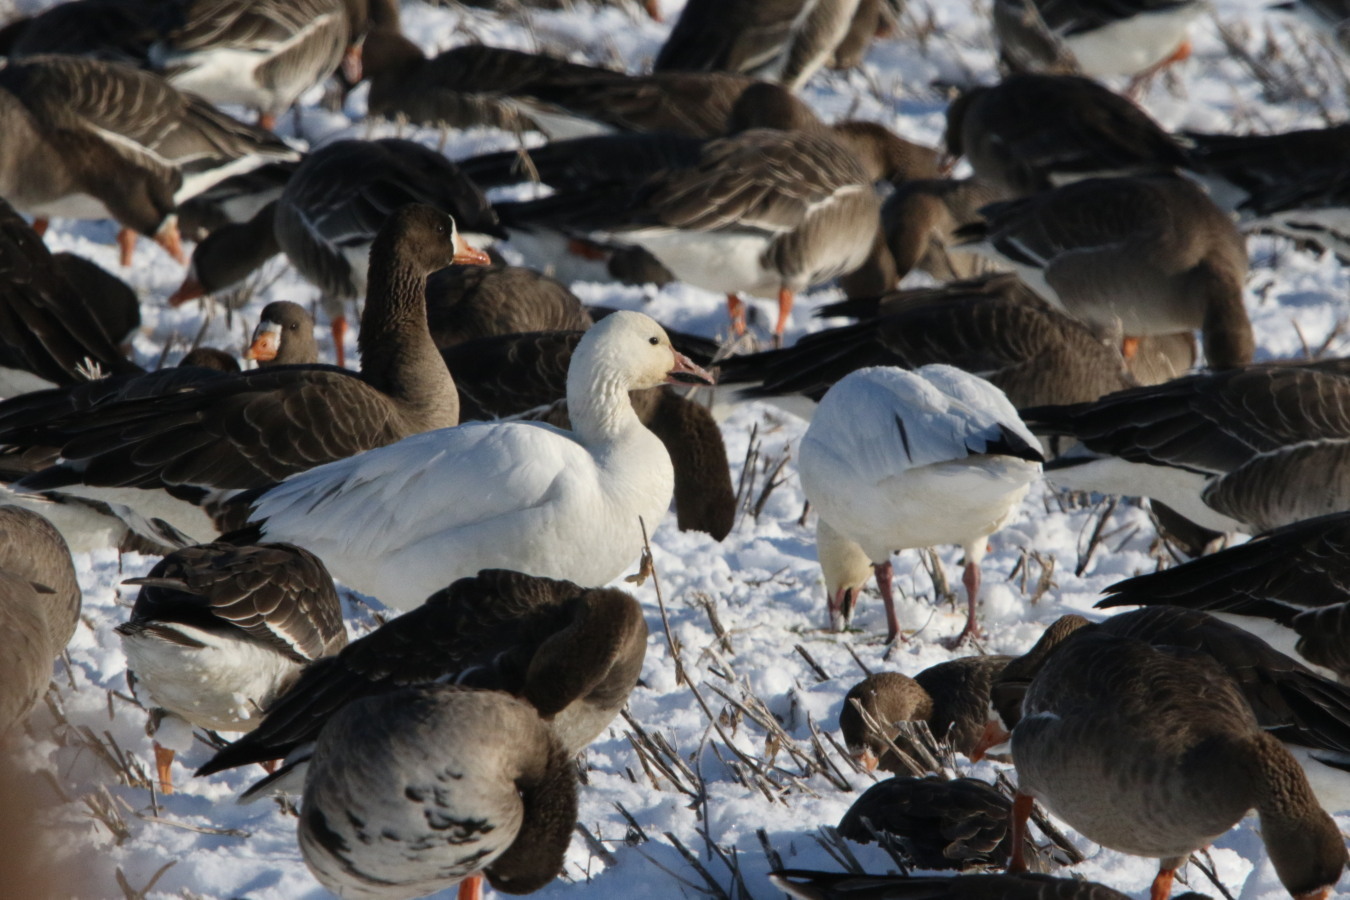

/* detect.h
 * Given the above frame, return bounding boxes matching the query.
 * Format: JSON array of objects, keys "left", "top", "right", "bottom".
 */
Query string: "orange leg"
[
  {"left": 774, "top": 287, "right": 794, "bottom": 348},
  {"left": 1150, "top": 865, "right": 1177, "bottom": 900},
  {"left": 457, "top": 874, "right": 483, "bottom": 900},
  {"left": 155, "top": 219, "right": 187, "bottom": 265},
  {"left": 154, "top": 742, "right": 175, "bottom": 795},
  {"left": 1122, "top": 336, "right": 1141, "bottom": 360},
  {"left": 1007, "top": 792, "right": 1034, "bottom": 873},
  {"left": 31, "top": 217, "right": 48, "bottom": 238},
  {"left": 1126, "top": 38, "right": 1192, "bottom": 98},
  {"left": 566, "top": 238, "right": 610, "bottom": 261},
  {"left": 259, "top": 112, "right": 278, "bottom": 132},
  {"left": 726, "top": 294, "right": 747, "bottom": 337},
  {"left": 117, "top": 228, "right": 139, "bottom": 268},
  {"left": 331, "top": 313, "right": 348, "bottom": 369}
]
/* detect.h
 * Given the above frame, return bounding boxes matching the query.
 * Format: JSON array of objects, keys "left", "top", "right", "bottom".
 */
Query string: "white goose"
[
  {"left": 799, "top": 365, "right": 1043, "bottom": 646},
  {"left": 248, "top": 311, "right": 715, "bottom": 610}
]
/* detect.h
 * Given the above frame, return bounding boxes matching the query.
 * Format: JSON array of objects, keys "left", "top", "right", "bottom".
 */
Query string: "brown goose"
[
  {"left": 0, "top": 199, "right": 142, "bottom": 395},
  {"left": 425, "top": 265, "right": 592, "bottom": 348},
  {"left": 198, "top": 569, "right": 647, "bottom": 797},
  {"left": 117, "top": 541, "right": 346, "bottom": 793},
  {"left": 171, "top": 139, "right": 501, "bottom": 367},
  {"left": 718, "top": 274, "right": 1137, "bottom": 414},
  {"left": 441, "top": 329, "right": 735, "bottom": 541},
  {"left": 298, "top": 685, "right": 577, "bottom": 900},
  {"left": 991, "top": 0, "right": 1203, "bottom": 91},
  {"left": 0, "top": 205, "right": 488, "bottom": 539},
  {"left": 147, "top": 0, "right": 386, "bottom": 130},
  {"left": 772, "top": 871, "right": 1149, "bottom": 900},
  {"left": 836, "top": 775, "right": 1039, "bottom": 872},
  {"left": 0, "top": 506, "right": 80, "bottom": 735},
  {"left": 944, "top": 75, "right": 1189, "bottom": 199},
  {"left": 1022, "top": 360, "right": 1350, "bottom": 533},
  {"left": 498, "top": 123, "right": 937, "bottom": 343},
  {"left": 361, "top": 36, "right": 774, "bottom": 139},
  {"left": 0, "top": 55, "right": 298, "bottom": 267},
  {"left": 999, "top": 616, "right": 1346, "bottom": 900},
  {"left": 840, "top": 656, "right": 1012, "bottom": 769},
  {"left": 242, "top": 300, "right": 319, "bottom": 366},
  {"left": 654, "top": 0, "right": 865, "bottom": 90},
  {"left": 1098, "top": 511, "right": 1350, "bottom": 680},
  {"left": 955, "top": 175, "right": 1253, "bottom": 370}
]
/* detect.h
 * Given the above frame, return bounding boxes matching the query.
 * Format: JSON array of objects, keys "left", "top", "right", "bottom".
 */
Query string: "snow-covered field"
[{"left": 7, "top": 0, "right": 1350, "bottom": 897}]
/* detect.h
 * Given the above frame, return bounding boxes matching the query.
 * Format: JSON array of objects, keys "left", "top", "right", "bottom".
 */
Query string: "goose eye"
[{"left": 648, "top": 336, "right": 659, "bottom": 346}]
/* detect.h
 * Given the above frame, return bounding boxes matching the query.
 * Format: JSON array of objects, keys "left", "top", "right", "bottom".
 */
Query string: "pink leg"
[
  {"left": 944, "top": 561, "right": 981, "bottom": 647},
  {"left": 873, "top": 560, "right": 901, "bottom": 643}
]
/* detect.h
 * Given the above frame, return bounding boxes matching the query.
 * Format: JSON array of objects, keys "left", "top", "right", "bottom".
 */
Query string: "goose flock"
[{"left": 4, "top": 0, "right": 1350, "bottom": 899}]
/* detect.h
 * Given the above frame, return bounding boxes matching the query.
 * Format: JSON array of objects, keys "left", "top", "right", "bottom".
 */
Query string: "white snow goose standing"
[
  {"left": 117, "top": 541, "right": 346, "bottom": 793},
  {"left": 296, "top": 685, "right": 576, "bottom": 900},
  {"left": 798, "top": 365, "right": 1043, "bottom": 646},
  {"left": 247, "top": 310, "right": 715, "bottom": 610},
  {"left": 0, "top": 54, "right": 298, "bottom": 266}
]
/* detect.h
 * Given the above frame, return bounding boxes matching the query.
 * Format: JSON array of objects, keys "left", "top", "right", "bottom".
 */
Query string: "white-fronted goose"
[
  {"left": 799, "top": 365, "right": 1043, "bottom": 645},
  {"left": 1184, "top": 124, "right": 1350, "bottom": 258},
  {"left": 499, "top": 123, "right": 936, "bottom": 343},
  {"left": 998, "top": 614, "right": 1346, "bottom": 900},
  {"left": 361, "top": 36, "right": 773, "bottom": 139},
  {"left": 943, "top": 75, "right": 1189, "bottom": 199},
  {"left": 836, "top": 776, "right": 1043, "bottom": 872},
  {"left": 242, "top": 300, "right": 319, "bottom": 366},
  {"left": 954, "top": 175, "right": 1253, "bottom": 369},
  {"left": 198, "top": 569, "right": 645, "bottom": 795},
  {"left": 117, "top": 541, "right": 346, "bottom": 793},
  {"left": 773, "top": 871, "right": 1152, "bottom": 900},
  {"left": 1098, "top": 511, "right": 1350, "bottom": 679},
  {"left": 719, "top": 274, "right": 1137, "bottom": 413},
  {"left": 248, "top": 312, "right": 714, "bottom": 609},
  {"left": 171, "top": 139, "right": 501, "bottom": 367},
  {"left": 1022, "top": 361, "right": 1350, "bottom": 533},
  {"left": 0, "top": 205, "right": 487, "bottom": 541},
  {"left": 0, "top": 0, "right": 159, "bottom": 64},
  {"left": 297, "top": 685, "right": 576, "bottom": 900},
  {"left": 840, "top": 656, "right": 1012, "bottom": 768},
  {"left": 654, "top": 0, "right": 864, "bottom": 90},
  {"left": 148, "top": 0, "right": 381, "bottom": 130},
  {"left": 425, "top": 264, "right": 591, "bottom": 348},
  {"left": 0, "top": 200, "right": 142, "bottom": 395},
  {"left": 443, "top": 330, "right": 735, "bottom": 541},
  {"left": 992, "top": 0, "right": 1203, "bottom": 90},
  {"left": 0, "top": 506, "right": 80, "bottom": 735},
  {"left": 0, "top": 54, "right": 297, "bottom": 266}
]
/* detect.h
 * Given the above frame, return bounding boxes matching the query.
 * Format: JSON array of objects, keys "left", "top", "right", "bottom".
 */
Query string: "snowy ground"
[{"left": 7, "top": 0, "right": 1350, "bottom": 898}]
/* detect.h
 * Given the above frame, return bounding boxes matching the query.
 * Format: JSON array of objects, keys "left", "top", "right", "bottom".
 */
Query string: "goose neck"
[
  {"left": 1247, "top": 732, "right": 1347, "bottom": 898},
  {"left": 358, "top": 258, "right": 456, "bottom": 418},
  {"left": 566, "top": 359, "right": 641, "bottom": 445}
]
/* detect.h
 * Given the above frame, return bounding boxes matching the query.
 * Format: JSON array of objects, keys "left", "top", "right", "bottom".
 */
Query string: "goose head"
[
  {"left": 839, "top": 671, "right": 934, "bottom": 772},
  {"left": 816, "top": 518, "right": 873, "bottom": 633},
  {"left": 569, "top": 311, "right": 714, "bottom": 396},
  {"left": 244, "top": 301, "right": 318, "bottom": 366},
  {"left": 375, "top": 203, "right": 492, "bottom": 273}
]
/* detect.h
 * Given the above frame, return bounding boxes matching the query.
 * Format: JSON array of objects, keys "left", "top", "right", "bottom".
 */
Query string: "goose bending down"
[
  {"left": 171, "top": 138, "right": 501, "bottom": 367},
  {"left": 1021, "top": 360, "right": 1350, "bottom": 534},
  {"left": 0, "top": 54, "right": 298, "bottom": 267},
  {"left": 840, "top": 656, "right": 1012, "bottom": 769},
  {"left": 991, "top": 0, "right": 1204, "bottom": 90},
  {"left": 0, "top": 506, "right": 80, "bottom": 735},
  {"left": 997, "top": 615, "right": 1346, "bottom": 900},
  {"left": 943, "top": 75, "right": 1190, "bottom": 199},
  {"left": 1098, "top": 511, "right": 1350, "bottom": 679},
  {"left": 799, "top": 366, "right": 1042, "bottom": 645},
  {"left": 148, "top": 0, "right": 374, "bottom": 130},
  {"left": 198, "top": 568, "right": 646, "bottom": 803},
  {"left": 247, "top": 311, "right": 715, "bottom": 609},
  {"left": 117, "top": 541, "right": 346, "bottom": 793},
  {"left": 0, "top": 205, "right": 487, "bottom": 542},
  {"left": 718, "top": 274, "right": 1137, "bottom": 415},
  {"left": 654, "top": 0, "right": 865, "bottom": 90},
  {"left": 299, "top": 685, "right": 577, "bottom": 900},
  {"left": 954, "top": 175, "right": 1252, "bottom": 369}
]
